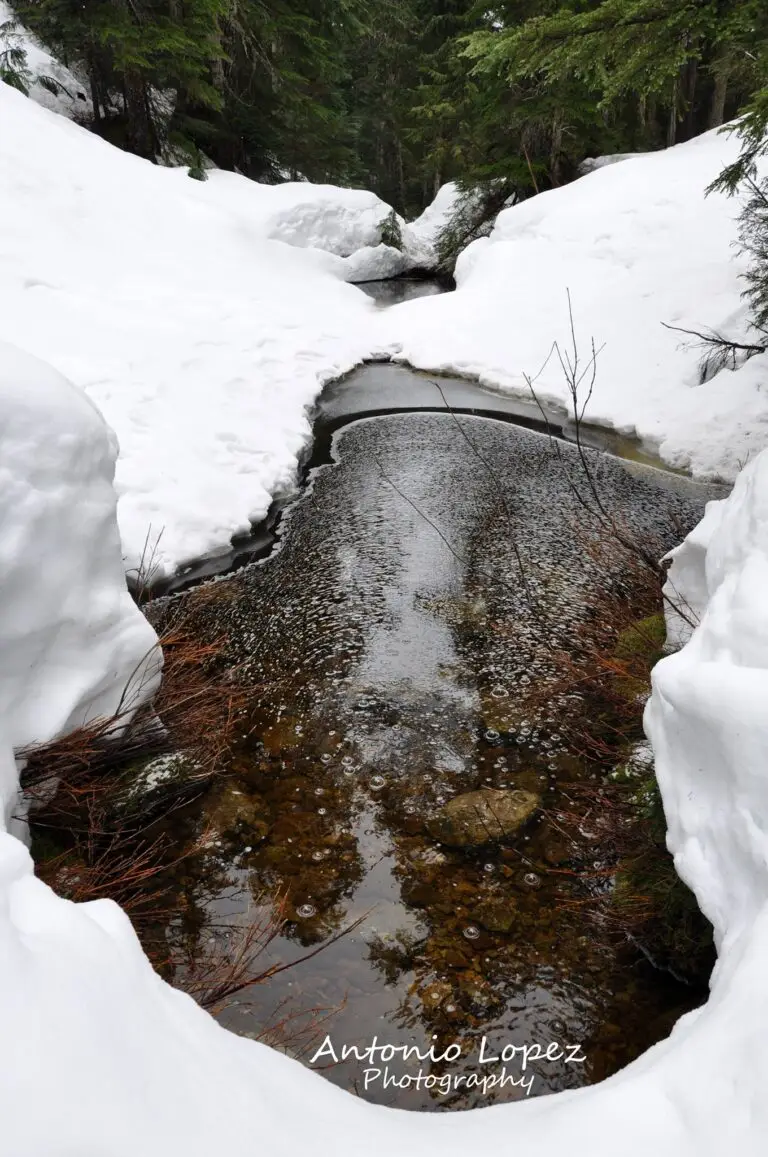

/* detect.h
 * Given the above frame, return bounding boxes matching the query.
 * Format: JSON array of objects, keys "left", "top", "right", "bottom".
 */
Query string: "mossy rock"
[
  {"left": 426, "top": 787, "right": 541, "bottom": 848},
  {"left": 207, "top": 786, "right": 272, "bottom": 842},
  {"left": 475, "top": 895, "right": 517, "bottom": 934},
  {"left": 111, "top": 751, "right": 208, "bottom": 821}
]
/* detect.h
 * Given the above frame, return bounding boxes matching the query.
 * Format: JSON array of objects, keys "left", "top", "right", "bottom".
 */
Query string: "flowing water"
[{"left": 147, "top": 349, "right": 722, "bottom": 1108}]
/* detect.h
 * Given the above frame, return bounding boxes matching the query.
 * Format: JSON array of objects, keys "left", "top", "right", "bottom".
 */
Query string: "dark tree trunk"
[
  {"left": 666, "top": 78, "right": 678, "bottom": 148},
  {"left": 682, "top": 58, "right": 698, "bottom": 140},
  {"left": 396, "top": 137, "right": 406, "bottom": 215},
  {"left": 124, "top": 73, "right": 156, "bottom": 158},
  {"left": 89, "top": 72, "right": 102, "bottom": 124},
  {"left": 709, "top": 67, "right": 729, "bottom": 129}
]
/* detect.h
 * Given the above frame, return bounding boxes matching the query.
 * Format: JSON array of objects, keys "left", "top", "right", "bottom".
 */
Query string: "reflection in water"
[
  {"left": 355, "top": 278, "right": 448, "bottom": 307},
  {"left": 153, "top": 412, "right": 710, "bottom": 1110}
]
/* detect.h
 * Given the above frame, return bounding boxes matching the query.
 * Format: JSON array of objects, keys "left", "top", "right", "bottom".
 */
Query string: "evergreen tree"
[
  {"left": 466, "top": 0, "right": 764, "bottom": 154},
  {"left": 6, "top": 0, "right": 768, "bottom": 216}
]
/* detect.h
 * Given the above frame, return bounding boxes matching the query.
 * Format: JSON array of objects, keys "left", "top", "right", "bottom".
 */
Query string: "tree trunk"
[
  {"left": 124, "top": 72, "right": 156, "bottom": 158},
  {"left": 709, "top": 67, "right": 729, "bottom": 129},
  {"left": 89, "top": 72, "right": 102, "bottom": 124},
  {"left": 666, "top": 78, "right": 678, "bottom": 148},
  {"left": 550, "top": 113, "right": 564, "bottom": 185},
  {"left": 396, "top": 137, "right": 406, "bottom": 215},
  {"left": 683, "top": 58, "right": 698, "bottom": 140}
]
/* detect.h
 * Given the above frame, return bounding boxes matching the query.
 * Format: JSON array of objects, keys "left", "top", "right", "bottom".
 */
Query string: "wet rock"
[
  {"left": 111, "top": 751, "right": 208, "bottom": 821},
  {"left": 401, "top": 880, "right": 436, "bottom": 908},
  {"left": 207, "top": 787, "right": 271, "bottom": 843},
  {"left": 419, "top": 980, "right": 453, "bottom": 1009},
  {"left": 426, "top": 788, "right": 541, "bottom": 848},
  {"left": 475, "top": 896, "right": 517, "bottom": 934}
]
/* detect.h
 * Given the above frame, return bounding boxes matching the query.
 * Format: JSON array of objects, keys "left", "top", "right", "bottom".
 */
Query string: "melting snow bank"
[
  {"left": 2, "top": 358, "right": 767, "bottom": 1153},
  {"left": 380, "top": 127, "right": 768, "bottom": 482},
  {"left": 0, "top": 340, "right": 160, "bottom": 801},
  {"left": 0, "top": 81, "right": 387, "bottom": 577}
]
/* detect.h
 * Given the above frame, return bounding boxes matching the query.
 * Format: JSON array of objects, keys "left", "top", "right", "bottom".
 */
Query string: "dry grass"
[{"left": 20, "top": 612, "right": 246, "bottom": 945}]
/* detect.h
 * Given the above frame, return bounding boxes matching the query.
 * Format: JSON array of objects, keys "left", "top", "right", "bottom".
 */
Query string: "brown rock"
[{"left": 426, "top": 787, "right": 540, "bottom": 848}]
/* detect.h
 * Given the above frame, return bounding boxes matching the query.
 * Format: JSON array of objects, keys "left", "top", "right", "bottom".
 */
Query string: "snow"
[
  {"left": 382, "top": 127, "right": 768, "bottom": 482},
  {"left": 3, "top": 48, "right": 768, "bottom": 1156},
  {"left": 0, "top": 79, "right": 384, "bottom": 577},
  {"left": 401, "top": 181, "right": 464, "bottom": 267},
  {"left": 181, "top": 168, "right": 405, "bottom": 272},
  {"left": 0, "top": 340, "right": 160, "bottom": 754},
  {"left": 0, "top": 1, "right": 92, "bottom": 119},
  {"left": 577, "top": 152, "right": 643, "bottom": 175},
  {"left": 401, "top": 181, "right": 504, "bottom": 269}
]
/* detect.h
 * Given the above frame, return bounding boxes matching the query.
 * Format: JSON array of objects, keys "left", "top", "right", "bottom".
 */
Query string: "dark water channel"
[
  {"left": 355, "top": 277, "right": 451, "bottom": 307},
  {"left": 148, "top": 343, "right": 721, "bottom": 1109}
]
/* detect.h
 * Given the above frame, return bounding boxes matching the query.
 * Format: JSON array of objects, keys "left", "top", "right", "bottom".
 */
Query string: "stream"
[{"left": 144, "top": 279, "right": 722, "bottom": 1111}]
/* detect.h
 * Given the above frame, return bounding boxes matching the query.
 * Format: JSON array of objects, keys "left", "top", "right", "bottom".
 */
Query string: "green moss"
[
  {"left": 614, "top": 612, "right": 666, "bottom": 666},
  {"left": 612, "top": 612, "right": 666, "bottom": 702},
  {"left": 613, "top": 771, "right": 715, "bottom": 985}
]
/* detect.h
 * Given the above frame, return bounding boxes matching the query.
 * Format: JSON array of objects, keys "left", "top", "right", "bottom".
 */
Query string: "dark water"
[
  {"left": 150, "top": 362, "right": 703, "bottom": 598},
  {"left": 355, "top": 278, "right": 449, "bottom": 307},
  {"left": 150, "top": 406, "right": 716, "bottom": 1111}
]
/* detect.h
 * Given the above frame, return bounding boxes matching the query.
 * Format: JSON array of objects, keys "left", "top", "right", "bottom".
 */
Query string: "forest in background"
[{"left": 2, "top": 1, "right": 768, "bottom": 216}]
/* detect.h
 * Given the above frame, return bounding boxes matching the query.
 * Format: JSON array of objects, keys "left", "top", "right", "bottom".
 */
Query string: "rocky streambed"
[{"left": 140, "top": 389, "right": 721, "bottom": 1111}]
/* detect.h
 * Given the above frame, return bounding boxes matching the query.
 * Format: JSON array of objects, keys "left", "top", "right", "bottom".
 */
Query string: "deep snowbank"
[
  {"left": 649, "top": 454, "right": 768, "bottom": 949},
  {"left": 0, "top": 340, "right": 160, "bottom": 778},
  {"left": 176, "top": 168, "right": 428, "bottom": 280},
  {"left": 0, "top": 80, "right": 384, "bottom": 576},
  {"left": 382, "top": 128, "right": 768, "bottom": 481}
]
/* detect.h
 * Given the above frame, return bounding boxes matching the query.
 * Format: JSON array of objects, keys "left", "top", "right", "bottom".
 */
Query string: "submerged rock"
[
  {"left": 426, "top": 787, "right": 541, "bottom": 848},
  {"left": 475, "top": 895, "right": 517, "bottom": 934},
  {"left": 111, "top": 750, "right": 208, "bottom": 820}
]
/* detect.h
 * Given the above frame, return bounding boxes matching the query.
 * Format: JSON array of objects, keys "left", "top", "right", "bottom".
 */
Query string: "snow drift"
[
  {"left": 0, "top": 341, "right": 160, "bottom": 749},
  {"left": 179, "top": 169, "right": 430, "bottom": 281},
  {"left": 0, "top": 80, "right": 385, "bottom": 577},
  {"left": 382, "top": 128, "right": 768, "bottom": 481},
  {"left": 0, "top": 340, "right": 160, "bottom": 812}
]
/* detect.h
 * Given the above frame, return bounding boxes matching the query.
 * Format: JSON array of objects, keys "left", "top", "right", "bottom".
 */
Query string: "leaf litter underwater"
[{"left": 146, "top": 408, "right": 718, "bottom": 1111}]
